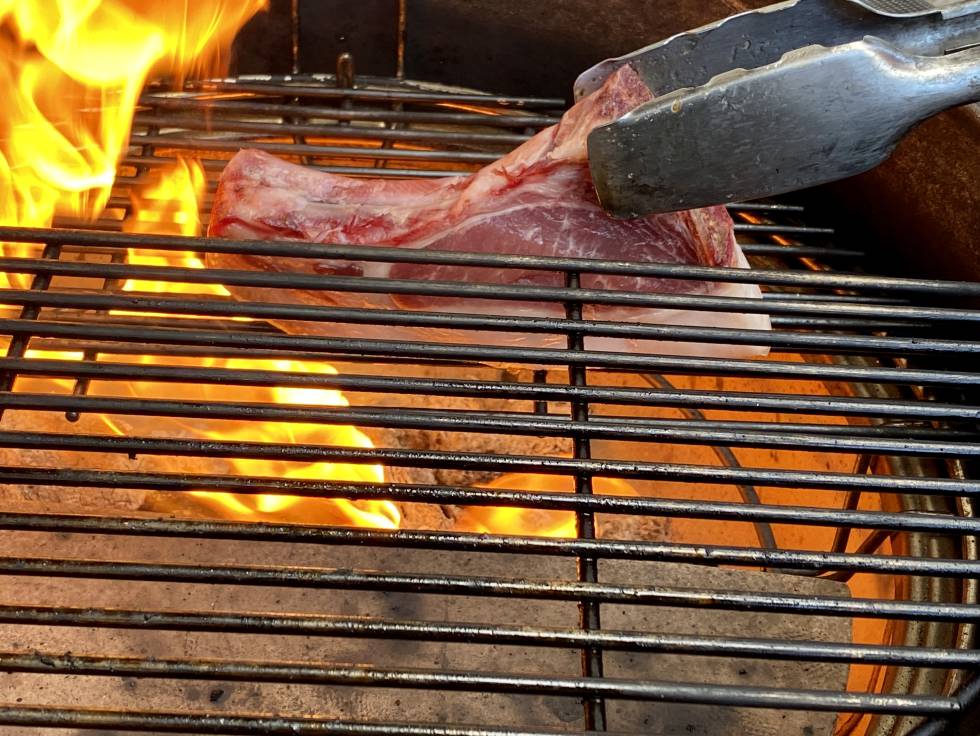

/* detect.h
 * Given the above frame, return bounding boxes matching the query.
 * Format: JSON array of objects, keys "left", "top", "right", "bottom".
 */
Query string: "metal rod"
[
  {"left": 0, "top": 391, "right": 974, "bottom": 457},
  {"left": 736, "top": 223, "right": 834, "bottom": 236},
  {"left": 564, "top": 271, "right": 606, "bottom": 731},
  {"left": 128, "top": 134, "right": 502, "bottom": 163},
  {"left": 120, "top": 154, "right": 467, "bottom": 179},
  {"left": 0, "top": 650, "right": 958, "bottom": 714},
  {"left": 0, "top": 272, "right": 974, "bottom": 352},
  {"left": 0, "top": 467, "right": 980, "bottom": 536},
  {"left": 2, "top": 318, "right": 980, "bottom": 389},
  {"left": 0, "top": 556, "right": 976, "bottom": 620},
  {"left": 1, "top": 225, "right": 977, "bottom": 297},
  {"left": 0, "top": 433, "right": 971, "bottom": 495},
  {"left": 0, "top": 508, "right": 972, "bottom": 578},
  {"left": 0, "top": 290, "right": 976, "bottom": 360},
  {"left": 139, "top": 95, "right": 561, "bottom": 128},
  {"left": 0, "top": 286, "right": 972, "bottom": 339},
  {"left": 0, "top": 356, "right": 976, "bottom": 421},
  {"left": 0, "top": 705, "right": 617, "bottom": 736},
  {"left": 182, "top": 79, "right": 566, "bottom": 108},
  {"left": 0, "top": 603, "right": 975, "bottom": 667},
  {"left": 133, "top": 114, "right": 530, "bottom": 147}
]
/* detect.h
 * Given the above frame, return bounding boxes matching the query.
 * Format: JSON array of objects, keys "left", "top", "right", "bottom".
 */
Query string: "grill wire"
[{"left": 0, "top": 69, "right": 977, "bottom": 736}]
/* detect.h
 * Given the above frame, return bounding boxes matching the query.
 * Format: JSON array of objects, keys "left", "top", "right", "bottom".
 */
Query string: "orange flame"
[
  {"left": 0, "top": 0, "right": 266, "bottom": 286},
  {"left": 125, "top": 155, "right": 208, "bottom": 239},
  {"left": 0, "top": 0, "right": 400, "bottom": 531},
  {"left": 0, "top": 0, "right": 629, "bottom": 538},
  {"left": 117, "top": 160, "right": 397, "bottom": 529},
  {"left": 456, "top": 474, "right": 639, "bottom": 538},
  {"left": 186, "top": 358, "right": 400, "bottom": 529},
  {"left": 120, "top": 156, "right": 233, "bottom": 301}
]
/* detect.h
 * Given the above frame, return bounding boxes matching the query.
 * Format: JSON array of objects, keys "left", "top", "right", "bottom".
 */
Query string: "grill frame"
[{"left": 0, "top": 68, "right": 976, "bottom": 736}]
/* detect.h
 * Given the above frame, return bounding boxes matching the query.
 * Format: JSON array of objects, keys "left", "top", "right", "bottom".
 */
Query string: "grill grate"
[{"left": 0, "top": 71, "right": 976, "bottom": 736}]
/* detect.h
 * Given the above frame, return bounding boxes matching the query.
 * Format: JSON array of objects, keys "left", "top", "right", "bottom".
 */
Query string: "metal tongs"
[{"left": 579, "top": 0, "right": 980, "bottom": 217}]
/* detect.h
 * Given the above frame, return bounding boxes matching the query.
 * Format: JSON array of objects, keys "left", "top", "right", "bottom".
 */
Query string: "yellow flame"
[
  {"left": 119, "top": 156, "right": 233, "bottom": 302},
  {"left": 115, "top": 162, "right": 397, "bottom": 528},
  {"left": 0, "top": 0, "right": 266, "bottom": 286},
  {"left": 457, "top": 474, "right": 639, "bottom": 538},
  {"left": 0, "top": 0, "right": 398, "bottom": 531},
  {"left": 0, "top": 0, "right": 632, "bottom": 538},
  {"left": 187, "top": 358, "right": 399, "bottom": 529},
  {"left": 124, "top": 155, "right": 208, "bottom": 238}
]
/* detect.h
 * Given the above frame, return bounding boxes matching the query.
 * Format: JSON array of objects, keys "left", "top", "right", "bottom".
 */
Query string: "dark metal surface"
[
  {"left": 588, "top": 36, "right": 980, "bottom": 216},
  {"left": 574, "top": 0, "right": 980, "bottom": 99},
  {"left": 580, "top": 1, "right": 980, "bottom": 216},
  {"left": 0, "top": 68, "right": 976, "bottom": 736}
]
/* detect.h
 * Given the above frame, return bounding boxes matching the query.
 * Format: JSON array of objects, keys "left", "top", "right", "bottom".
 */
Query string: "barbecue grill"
[{"left": 0, "top": 2, "right": 979, "bottom": 735}]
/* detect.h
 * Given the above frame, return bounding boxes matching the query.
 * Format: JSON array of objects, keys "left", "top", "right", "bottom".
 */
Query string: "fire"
[
  {"left": 0, "top": 0, "right": 265, "bottom": 286},
  {"left": 116, "top": 160, "right": 396, "bottom": 528},
  {"left": 185, "top": 358, "right": 400, "bottom": 529},
  {"left": 0, "top": 0, "right": 399, "bottom": 531},
  {"left": 119, "top": 156, "right": 234, "bottom": 304},
  {"left": 124, "top": 155, "right": 208, "bottom": 239},
  {"left": 0, "top": 0, "right": 622, "bottom": 538},
  {"left": 457, "top": 474, "right": 639, "bottom": 538}
]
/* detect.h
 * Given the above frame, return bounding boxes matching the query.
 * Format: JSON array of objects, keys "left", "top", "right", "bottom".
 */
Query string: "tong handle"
[
  {"left": 847, "top": 0, "right": 980, "bottom": 18},
  {"left": 587, "top": 38, "right": 980, "bottom": 218},
  {"left": 575, "top": 0, "right": 980, "bottom": 100},
  {"left": 940, "top": 39, "right": 980, "bottom": 102}
]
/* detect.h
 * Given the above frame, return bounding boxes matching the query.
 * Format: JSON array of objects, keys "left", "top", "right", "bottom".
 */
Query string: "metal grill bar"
[
  {"left": 138, "top": 95, "right": 562, "bottom": 127},
  {"left": 117, "top": 154, "right": 469, "bottom": 179},
  {"left": 565, "top": 270, "right": 606, "bottom": 729},
  {"left": 0, "top": 357, "right": 975, "bottom": 421},
  {"left": 134, "top": 115, "right": 532, "bottom": 147},
  {"left": 180, "top": 79, "right": 566, "bottom": 107},
  {"left": 0, "top": 467, "right": 980, "bottom": 536},
  {"left": 128, "top": 134, "right": 505, "bottom": 163},
  {"left": 1, "top": 556, "right": 976, "bottom": 621},
  {"left": 1, "top": 67, "right": 977, "bottom": 736},
  {"left": 0, "top": 651, "right": 958, "bottom": 714},
  {"left": 0, "top": 508, "right": 973, "bottom": 576},
  {"left": 3, "top": 318, "right": 978, "bottom": 386},
  {"left": 6, "top": 280, "right": 975, "bottom": 327},
  {"left": 0, "top": 706, "right": 618, "bottom": 736},
  {"left": 4, "top": 225, "right": 976, "bottom": 296},
  {"left": 0, "top": 392, "right": 974, "bottom": 456},
  {"left": 0, "top": 433, "right": 972, "bottom": 494},
  {"left": 1, "top": 602, "right": 976, "bottom": 667},
  {"left": 2, "top": 290, "right": 977, "bottom": 356}
]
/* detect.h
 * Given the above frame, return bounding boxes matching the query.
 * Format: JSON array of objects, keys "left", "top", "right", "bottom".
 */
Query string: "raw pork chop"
[{"left": 208, "top": 65, "right": 770, "bottom": 358}]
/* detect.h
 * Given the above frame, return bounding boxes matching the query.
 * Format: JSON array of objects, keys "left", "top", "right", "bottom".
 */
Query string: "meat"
[{"left": 207, "top": 64, "right": 770, "bottom": 359}]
